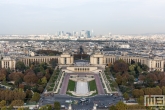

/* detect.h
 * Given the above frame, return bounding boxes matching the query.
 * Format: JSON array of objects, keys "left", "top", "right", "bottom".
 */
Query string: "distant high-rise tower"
[
  {"left": 86, "top": 30, "right": 91, "bottom": 38},
  {"left": 109, "top": 32, "right": 112, "bottom": 37},
  {"left": 91, "top": 29, "right": 94, "bottom": 37},
  {"left": 81, "top": 30, "right": 86, "bottom": 37}
]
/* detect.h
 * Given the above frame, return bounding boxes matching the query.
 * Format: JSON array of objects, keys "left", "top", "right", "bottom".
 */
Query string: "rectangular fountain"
[{"left": 76, "top": 81, "right": 88, "bottom": 95}]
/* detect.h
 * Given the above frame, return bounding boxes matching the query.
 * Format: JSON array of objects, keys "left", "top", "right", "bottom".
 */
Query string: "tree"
[
  {"left": 16, "top": 61, "right": 26, "bottom": 71},
  {"left": 25, "top": 90, "right": 33, "bottom": 99},
  {"left": 141, "top": 64, "right": 149, "bottom": 71},
  {"left": 116, "top": 75, "right": 122, "bottom": 85},
  {"left": 112, "top": 81, "right": 118, "bottom": 88},
  {"left": 41, "top": 76, "right": 47, "bottom": 84},
  {"left": 0, "top": 100, "right": 6, "bottom": 108},
  {"left": 0, "top": 89, "right": 26, "bottom": 102},
  {"left": 139, "top": 89, "right": 144, "bottom": 96},
  {"left": 123, "top": 92, "right": 129, "bottom": 100},
  {"left": 113, "top": 60, "right": 128, "bottom": 73},
  {"left": 137, "top": 66, "right": 142, "bottom": 73},
  {"left": 23, "top": 71, "right": 38, "bottom": 84},
  {"left": 129, "top": 65, "right": 135, "bottom": 71},
  {"left": 9, "top": 72, "right": 24, "bottom": 81},
  {"left": 157, "top": 72, "right": 165, "bottom": 82},
  {"left": 127, "top": 105, "right": 146, "bottom": 110},
  {"left": 0, "top": 68, "right": 7, "bottom": 81},
  {"left": 54, "top": 101, "right": 60, "bottom": 110},
  {"left": 17, "top": 108, "right": 29, "bottom": 110},
  {"left": 109, "top": 105, "right": 116, "bottom": 110},
  {"left": 37, "top": 50, "right": 62, "bottom": 56},
  {"left": 38, "top": 86, "right": 44, "bottom": 93},
  {"left": 138, "top": 75, "right": 145, "bottom": 82},
  {"left": 133, "top": 89, "right": 140, "bottom": 98},
  {"left": 46, "top": 105, "right": 52, "bottom": 110},
  {"left": 115, "top": 101, "right": 127, "bottom": 110},
  {"left": 10, "top": 100, "right": 24, "bottom": 106},
  {"left": 108, "top": 63, "right": 112, "bottom": 68},
  {"left": 137, "top": 96, "right": 144, "bottom": 105},
  {"left": 128, "top": 75, "right": 134, "bottom": 84},
  {"left": 162, "top": 86, "right": 165, "bottom": 95},
  {"left": 122, "top": 77, "right": 127, "bottom": 86},
  {"left": 144, "top": 73, "right": 157, "bottom": 87},
  {"left": 17, "top": 108, "right": 23, "bottom": 110},
  {"left": 31, "top": 92, "right": 40, "bottom": 102},
  {"left": 45, "top": 72, "right": 50, "bottom": 80},
  {"left": 37, "top": 72, "right": 44, "bottom": 80},
  {"left": 49, "top": 58, "right": 58, "bottom": 68},
  {"left": 1, "top": 106, "right": 8, "bottom": 110},
  {"left": 160, "top": 77, "right": 165, "bottom": 87}
]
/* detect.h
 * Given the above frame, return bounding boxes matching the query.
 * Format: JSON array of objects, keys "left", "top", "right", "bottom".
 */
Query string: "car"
[{"left": 65, "top": 100, "right": 72, "bottom": 103}]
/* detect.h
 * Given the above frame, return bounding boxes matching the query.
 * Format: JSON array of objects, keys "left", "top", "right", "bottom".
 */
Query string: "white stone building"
[{"left": 1, "top": 52, "right": 165, "bottom": 71}]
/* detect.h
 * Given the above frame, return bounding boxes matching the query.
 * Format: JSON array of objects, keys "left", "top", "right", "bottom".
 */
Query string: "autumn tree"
[
  {"left": 116, "top": 75, "right": 122, "bottom": 85},
  {"left": 115, "top": 101, "right": 127, "bottom": 110},
  {"left": 157, "top": 72, "right": 165, "bottom": 82},
  {"left": 0, "top": 68, "right": 7, "bottom": 81},
  {"left": 25, "top": 90, "right": 33, "bottom": 99},
  {"left": 41, "top": 76, "right": 47, "bottom": 84},
  {"left": 0, "top": 100, "right": 6, "bottom": 108},
  {"left": 123, "top": 92, "right": 129, "bottom": 100},
  {"left": 137, "top": 96, "right": 144, "bottom": 105},
  {"left": 31, "top": 92, "right": 40, "bottom": 102},
  {"left": 132, "top": 89, "right": 144, "bottom": 98},
  {"left": 128, "top": 75, "right": 134, "bottom": 84},
  {"left": 144, "top": 73, "right": 158, "bottom": 87},
  {"left": 10, "top": 100, "right": 24, "bottom": 106},
  {"left": 113, "top": 60, "right": 128, "bottom": 73},
  {"left": 153, "top": 86, "right": 162, "bottom": 95},
  {"left": 109, "top": 105, "right": 116, "bottom": 110},
  {"left": 54, "top": 101, "right": 61, "bottom": 110},
  {"left": 162, "top": 86, "right": 165, "bottom": 95},
  {"left": 138, "top": 75, "right": 146, "bottom": 82},
  {"left": 23, "top": 71, "right": 38, "bottom": 84},
  {"left": 0, "top": 89, "right": 26, "bottom": 102},
  {"left": 37, "top": 72, "right": 44, "bottom": 80},
  {"left": 160, "top": 77, "right": 165, "bottom": 87},
  {"left": 127, "top": 105, "right": 146, "bottom": 110},
  {"left": 9, "top": 72, "right": 24, "bottom": 86}
]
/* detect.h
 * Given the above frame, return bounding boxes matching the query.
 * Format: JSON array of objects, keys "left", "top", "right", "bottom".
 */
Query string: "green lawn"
[
  {"left": 67, "top": 80, "right": 76, "bottom": 91},
  {"left": 89, "top": 80, "right": 97, "bottom": 92}
]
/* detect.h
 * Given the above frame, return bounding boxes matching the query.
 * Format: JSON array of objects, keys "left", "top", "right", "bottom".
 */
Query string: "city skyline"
[{"left": 0, "top": 0, "right": 165, "bottom": 35}]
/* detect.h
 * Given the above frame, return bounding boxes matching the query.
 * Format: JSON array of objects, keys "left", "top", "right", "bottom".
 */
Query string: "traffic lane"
[{"left": 41, "top": 94, "right": 122, "bottom": 108}]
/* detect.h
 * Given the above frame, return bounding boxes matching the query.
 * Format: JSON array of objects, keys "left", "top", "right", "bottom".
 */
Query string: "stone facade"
[
  {"left": 1, "top": 52, "right": 165, "bottom": 71},
  {"left": 90, "top": 52, "right": 164, "bottom": 71},
  {"left": 1, "top": 57, "right": 16, "bottom": 69}
]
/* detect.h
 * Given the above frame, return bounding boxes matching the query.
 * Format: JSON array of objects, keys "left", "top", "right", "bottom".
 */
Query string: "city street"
[{"left": 40, "top": 94, "right": 122, "bottom": 109}]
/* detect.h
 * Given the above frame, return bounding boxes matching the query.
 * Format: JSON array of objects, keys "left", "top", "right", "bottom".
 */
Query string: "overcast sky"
[{"left": 0, "top": 0, "right": 165, "bottom": 35}]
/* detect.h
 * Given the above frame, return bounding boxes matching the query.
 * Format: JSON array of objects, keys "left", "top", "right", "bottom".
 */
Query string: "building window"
[
  {"left": 97, "top": 58, "right": 99, "bottom": 64},
  {"left": 64, "top": 58, "right": 67, "bottom": 64}
]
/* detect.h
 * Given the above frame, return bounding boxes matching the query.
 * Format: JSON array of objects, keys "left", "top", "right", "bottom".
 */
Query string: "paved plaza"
[
  {"left": 59, "top": 73, "right": 105, "bottom": 95},
  {"left": 76, "top": 81, "right": 88, "bottom": 95}
]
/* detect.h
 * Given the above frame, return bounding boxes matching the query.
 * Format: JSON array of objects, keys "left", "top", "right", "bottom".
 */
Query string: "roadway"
[{"left": 40, "top": 94, "right": 123, "bottom": 110}]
